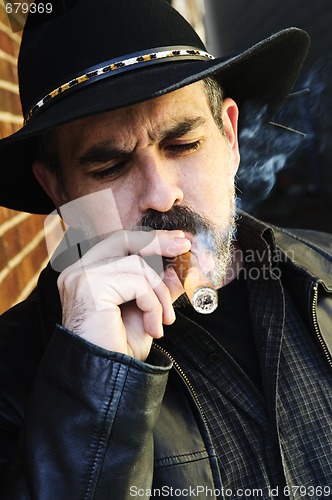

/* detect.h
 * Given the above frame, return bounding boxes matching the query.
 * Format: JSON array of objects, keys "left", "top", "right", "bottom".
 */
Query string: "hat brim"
[{"left": 0, "top": 27, "right": 310, "bottom": 214}]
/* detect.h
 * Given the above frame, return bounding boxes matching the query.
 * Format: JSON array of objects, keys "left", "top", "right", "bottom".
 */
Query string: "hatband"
[{"left": 24, "top": 46, "right": 214, "bottom": 124}]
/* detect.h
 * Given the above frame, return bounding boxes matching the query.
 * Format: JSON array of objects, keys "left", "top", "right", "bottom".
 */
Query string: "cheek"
[
  {"left": 61, "top": 169, "right": 87, "bottom": 200},
  {"left": 184, "top": 148, "right": 235, "bottom": 206},
  {"left": 59, "top": 184, "right": 126, "bottom": 236},
  {"left": 105, "top": 180, "right": 141, "bottom": 229}
]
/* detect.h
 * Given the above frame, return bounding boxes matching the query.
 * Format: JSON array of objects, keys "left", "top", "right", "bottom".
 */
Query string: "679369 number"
[
  {"left": 5, "top": 2, "right": 52, "bottom": 14},
  {"left": 283, "top": 485, "right": 331, "bottom": 497}
]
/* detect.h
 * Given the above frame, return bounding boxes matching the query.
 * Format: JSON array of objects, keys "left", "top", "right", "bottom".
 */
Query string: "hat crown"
[{"left": 18, "top": 0, "right": 205, "bottom": 116}]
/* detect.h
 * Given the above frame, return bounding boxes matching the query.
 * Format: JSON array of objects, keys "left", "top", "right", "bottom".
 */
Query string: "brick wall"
[{"left": 0, "top": 4, "right": 49, "bottom": 314}]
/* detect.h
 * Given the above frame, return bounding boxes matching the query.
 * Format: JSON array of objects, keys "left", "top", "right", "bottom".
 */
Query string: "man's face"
[{"left": 34, "top": 81, "right": 240, "bottom": 287}]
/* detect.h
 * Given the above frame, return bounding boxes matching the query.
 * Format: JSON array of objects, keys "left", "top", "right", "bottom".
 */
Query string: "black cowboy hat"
[{"left": 0, "top": 0, "right": 310, "bottom": 214}]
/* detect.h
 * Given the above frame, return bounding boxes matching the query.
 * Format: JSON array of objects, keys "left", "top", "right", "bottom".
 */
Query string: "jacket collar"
[
  {"left": 237, "top": 210, "right": 332, "bottom": 289},
  {"left": 35, "top": 263, "right": 62, "bottom": 346},
  {"left": 272, "top": 225, "right": 332, "bottom": 290}
]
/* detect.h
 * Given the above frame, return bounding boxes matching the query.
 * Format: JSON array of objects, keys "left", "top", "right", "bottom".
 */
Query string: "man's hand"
[{"left": 57, "top": 230, "right": 191, "bottom": 361}]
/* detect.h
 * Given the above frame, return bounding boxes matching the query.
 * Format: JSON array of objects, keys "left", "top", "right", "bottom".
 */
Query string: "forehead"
[{"left": 56, "top": 81, "right": 211, "bottom": 154}]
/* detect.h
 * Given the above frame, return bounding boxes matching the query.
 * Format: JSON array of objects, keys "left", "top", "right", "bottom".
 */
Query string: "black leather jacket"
[{"left": 0, "top": 221, "right": 331, "bottom": 499}]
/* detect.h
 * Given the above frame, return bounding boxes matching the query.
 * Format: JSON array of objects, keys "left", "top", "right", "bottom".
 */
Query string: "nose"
[{"left": 137, "top": 152, "right": 184, "bottom": 213}]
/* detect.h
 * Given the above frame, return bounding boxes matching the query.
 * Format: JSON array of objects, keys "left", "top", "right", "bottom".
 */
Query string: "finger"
[
  {"left": 93, "top": 273, "right": 168, "bottom": 337},
  {"left": 151, "top": 278, "right": 176, "bottom": 326},
  {"left": 135, "top": 287, "right": 164, "bottom": 338},
  {"left": 163, "top": 266, "right": 186, "bottom": 304},
  {"left": 118, "top": 256, "right": 180, "bottom": 322},
  {"left": 102, "top": 255, "right": 179, "bottom": 322},
  {"left": 128, "top": 230, "right": 191, "bottom": 258},
  {"left": 82, "top": 255, "right": 175, "bottom": 320},
  {"left": 84, "top": 254, "right": 163, "bottom": 290},
  {"left": 79, "top": 229, "right": 191, "bottom": 266}
]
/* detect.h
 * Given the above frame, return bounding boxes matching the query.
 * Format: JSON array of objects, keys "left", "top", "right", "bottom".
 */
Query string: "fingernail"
[
  {"left": 173, "top": 237, "right": 191, "bottom": 246},
  {"left": 171, "top": 230, "right": 185, "bottom": 238}
]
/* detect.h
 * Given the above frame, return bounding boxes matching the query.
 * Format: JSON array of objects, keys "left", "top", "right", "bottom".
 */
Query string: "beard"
[{"left": 136, "top": 196, "right": 237, "bottom": 306}]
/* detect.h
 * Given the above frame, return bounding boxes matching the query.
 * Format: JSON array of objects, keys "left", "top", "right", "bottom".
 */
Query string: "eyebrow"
[
  {"left": 77, "top": 144, "right": 128, "bottom": 166},
  {"left": 158, "top": 116, "right": 206, "bottom": 142},
  {"left": 77, "top": 116, "right": 206, "bottom": 166}
]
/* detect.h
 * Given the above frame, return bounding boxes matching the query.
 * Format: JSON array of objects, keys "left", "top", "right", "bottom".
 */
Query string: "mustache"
[{"left": 136, "top": 206, "right": 213, "bottom": 235}]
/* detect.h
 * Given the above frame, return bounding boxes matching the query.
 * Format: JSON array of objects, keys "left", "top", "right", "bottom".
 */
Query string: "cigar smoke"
[
  {"left": 237, "top": 56, "right": 332, "bottom": 213},
  {"left": 236, "top": 101, "right": 304, "bottom": 212},
  {"left": 298, "top": 57, "right": 332, "bottom": 171}
]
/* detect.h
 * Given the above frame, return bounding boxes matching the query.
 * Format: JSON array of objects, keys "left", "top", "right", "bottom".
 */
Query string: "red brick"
[
  {"left": 0, "top": 29, "right": 20, "bottom": 58},
  {"left": 3, "top": 215, "right": 45, "bottom": 258},
  {"left": 0, "top": 235, "right": 48, "bottom": 313}
]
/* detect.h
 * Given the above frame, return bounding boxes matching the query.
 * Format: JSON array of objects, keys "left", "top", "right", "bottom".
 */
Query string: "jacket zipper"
[
  {"left": 152, "top": 342, "right": 210, "bottom": 429},
  {"left": 311, "top": 282, "right": 332, "bottom": 368}
]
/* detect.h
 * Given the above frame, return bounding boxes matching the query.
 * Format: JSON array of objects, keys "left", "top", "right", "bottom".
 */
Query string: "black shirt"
[{"left": 180, "top": 270, "right": 263, "bottom": 391}]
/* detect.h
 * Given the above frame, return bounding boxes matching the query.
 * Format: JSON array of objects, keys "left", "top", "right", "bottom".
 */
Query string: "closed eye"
[
  {"left": 91, "top": 161, "right": 128, "bottom": 180},
  {"left": 166, "top": 140, "right": 201, "bottom": 155},
  {"left": 89, "top": 140, "right": 201, "bottom": 179}
]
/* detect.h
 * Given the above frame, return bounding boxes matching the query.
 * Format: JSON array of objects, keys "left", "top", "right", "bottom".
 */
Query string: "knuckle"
[
  {"left": 57, "top": 265, "right": 85, "bottom": 290},
  {"left": 125, "top": 254, "right": 145, "bottom": 267}
]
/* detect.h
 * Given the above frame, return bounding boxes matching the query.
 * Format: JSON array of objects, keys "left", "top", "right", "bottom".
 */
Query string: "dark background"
[{"left": 203, "top": 0, "right": 332, "bottom": 233}]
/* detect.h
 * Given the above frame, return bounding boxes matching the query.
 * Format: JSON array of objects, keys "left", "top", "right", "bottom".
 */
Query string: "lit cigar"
[{"left": 168, "top": 251, "right": 218, "bottom": 314}]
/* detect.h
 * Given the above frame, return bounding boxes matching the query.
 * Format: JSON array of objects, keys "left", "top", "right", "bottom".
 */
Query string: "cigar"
[{"left": 168, "top": 251, "right": 218, "bottom": 314}]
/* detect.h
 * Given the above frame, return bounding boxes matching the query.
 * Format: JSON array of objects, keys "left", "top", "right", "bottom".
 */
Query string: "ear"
[
  {"left": 32, "top": 160, "right": 66, "bottom": 208},
  {"left": 221, "top": 97, "right": 240, "bottom": 174}
]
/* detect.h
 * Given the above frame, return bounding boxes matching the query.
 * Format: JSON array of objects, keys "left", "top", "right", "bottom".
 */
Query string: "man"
[{"left": 0, "top": 0, "right": 331, "bottom": 499}]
